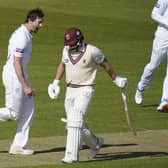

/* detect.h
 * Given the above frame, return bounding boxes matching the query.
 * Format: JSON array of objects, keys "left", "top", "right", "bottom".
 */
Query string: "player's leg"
[
  {"left": 157, "top": 56, "right": 168, "bottom": 111},
  {"left": 81, "top": 123, "right": 104, "bottom": 158},
  {"left": 135, "top": 38, "right": 166, "bottom": 104},
  {"left": 62, "top": 107, "right": 83, "bottom": 163},
  {"left": 9, "top": 94, "right": 34, "bottom": 155},
  {"left": 63, "top": 120, "right": 82, "bottom": 163},
  {"left": 62, "top": 86, "right": 95, "bottom": 163},
  {"left": 0, "top": 69, "right": 21, "bottom": 121},
  {"left": 75, "top": 87, "right": 103, "bottom": 158},
  {"left": 9, "top": 95, "right": 34, "bottom": 155},
  {"left": 9, "top": 77, "right": 35, "bottom": 155},
  {"left": 62, "top": 88, "right": 82, "bottom": 163}
]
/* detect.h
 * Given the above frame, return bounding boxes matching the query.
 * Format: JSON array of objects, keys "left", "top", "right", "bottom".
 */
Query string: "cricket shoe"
[
  {"left": 135, "top": 88, "right": 144, "bottom": 105},
  {"left": 157, "top": 100, "right": 168, "bottom": 112},
  {"left": 89, "top": 137, "right": 104, "bottom": 158},
  {"left": 61, "top": 157, "right": 78, "bottom": 164},
  {"left": 9, "top": 145, "right": 34, "bottom": 155}
]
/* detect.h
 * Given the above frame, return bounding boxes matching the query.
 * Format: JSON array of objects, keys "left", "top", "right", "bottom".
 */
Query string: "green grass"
[
  {"left": 18, "top": 158, "right": 168, "bottom": 168},
  {"left": 0, "top": 0, "right": 168, "bottom": 167}
]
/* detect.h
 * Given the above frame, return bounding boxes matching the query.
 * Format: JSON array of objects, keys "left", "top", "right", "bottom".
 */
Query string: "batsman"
[{"left": 48, "top": 27, "right": 127, "bottom": 163}]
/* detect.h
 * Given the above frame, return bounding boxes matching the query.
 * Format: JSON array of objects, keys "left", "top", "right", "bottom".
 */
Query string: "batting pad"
[
  {"left": 82, "top": 123, "right": 98, "bottom": 149},
  {"left": 64, "top": 108, "right": 83, "bottom": 161},
  {"left": 64, "top": 127, "right": 81, "bottom": 161}
]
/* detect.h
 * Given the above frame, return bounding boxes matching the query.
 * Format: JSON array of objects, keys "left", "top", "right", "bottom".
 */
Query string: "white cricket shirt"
[
  {"left": 62, "top": 44, "right": 105, "bottom": 85},
  {"left": 4, "top": 24, "right": 32, "bottom": 78}
]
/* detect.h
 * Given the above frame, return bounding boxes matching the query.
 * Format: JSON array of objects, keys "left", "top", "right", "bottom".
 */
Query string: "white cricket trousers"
[
  {"left": 138, "top": 37, "right": 168, "bottom": 102},
  {"left": 0, "top": 65, "right": 34, "bottom": 148},
  {"left": 64, "top": 86, "right": 98, "bottom": 160}
]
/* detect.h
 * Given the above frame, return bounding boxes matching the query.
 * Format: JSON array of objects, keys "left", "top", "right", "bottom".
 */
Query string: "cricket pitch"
[{"left": 0, "top": 129, "right": 168, "bottom": 167}]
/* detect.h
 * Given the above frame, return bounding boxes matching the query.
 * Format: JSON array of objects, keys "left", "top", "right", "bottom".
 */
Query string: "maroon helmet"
[{"left": 64, "top": 27, "right": 84, "bottom": 46}]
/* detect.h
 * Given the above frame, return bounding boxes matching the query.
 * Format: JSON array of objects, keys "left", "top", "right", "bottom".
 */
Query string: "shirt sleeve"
[
  {"left": 62, "top": 47, "right": 67, "bottom": 63},
  {"left": 13, "top": 35, "right": 26, "bottom": 58},
  {"left": 151, "top": 0, "right": 168, "bottom": 28},
  {"left": 91, "top": 46, "right": 105, "bottom": 64}
]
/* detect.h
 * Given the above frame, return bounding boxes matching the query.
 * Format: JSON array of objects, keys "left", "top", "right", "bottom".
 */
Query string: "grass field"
[{"left": 0, "top": 0, "right": 168, "bottom": 167}]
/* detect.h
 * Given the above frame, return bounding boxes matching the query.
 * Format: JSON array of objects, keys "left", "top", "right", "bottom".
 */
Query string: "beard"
[{"left": 34, "top": 28, "right": 39, "bottom": 33}]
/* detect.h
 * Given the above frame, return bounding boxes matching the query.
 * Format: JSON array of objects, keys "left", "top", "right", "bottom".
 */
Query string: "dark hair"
[{"left": 25, "top": 8, "right": 44, "bottom": 23}]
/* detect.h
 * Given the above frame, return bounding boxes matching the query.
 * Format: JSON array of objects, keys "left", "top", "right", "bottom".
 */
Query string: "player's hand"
[
  {"left": 113, "top": 76, "right": 128, "bottom": 88},
  {"left": 23, "top": 86, "right": 35, "bottom": 96},
  {"left": 48, "top": 79, "right": 60, "bottom": 99}
]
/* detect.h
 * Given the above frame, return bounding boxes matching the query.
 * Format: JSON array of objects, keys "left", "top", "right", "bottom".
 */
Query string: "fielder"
[
  {"left": 135, "top": 0, "right": 168, "bottom": 111},
  {"left": 48, "top": 27, "right": 127, "bottom": 163},
  {"left": 0, "top": 8, "right": 44, "bottom": 155}
]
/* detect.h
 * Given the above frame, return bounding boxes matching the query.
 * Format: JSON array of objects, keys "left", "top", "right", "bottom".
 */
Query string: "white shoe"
[
  {"left": 61, "top": 157, "right": 78, "bottom": 164},
  {"left": 9, "top": 146, "right": 34, "bottom": 155},
  {"left": 135, "top": 89, "right": 143, "bottom": 104},
  {"left": 90, "top": 137, "right": 104, "bottom": 158},
  {"left": 157, "top": 101, "right": 168, "bottom": 111}
]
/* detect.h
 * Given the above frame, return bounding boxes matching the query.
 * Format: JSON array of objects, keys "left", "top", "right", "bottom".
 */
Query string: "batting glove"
[
  {"left": 113, "top": 76, "right": 128, "bottom": 88},
  {"left": 48, "top": 79, "right": 60, "bottom": 99}
]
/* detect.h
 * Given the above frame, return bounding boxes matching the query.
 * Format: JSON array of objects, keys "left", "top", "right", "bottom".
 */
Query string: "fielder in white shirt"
[
  {"left": 0, "top": 8, "right": 44, "bottom": 155},
  {"left": 48, "top": 27, "right": 127, "bottom": 163},
  {"left": 135, "top": 0, "right": 168, "bottom": 111}
]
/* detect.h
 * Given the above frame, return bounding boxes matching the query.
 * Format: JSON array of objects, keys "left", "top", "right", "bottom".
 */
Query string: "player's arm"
[
  {"left": 91, "top": 46, "right": 126, "bottom": 87},
  {"left": 48, "top": 46, "right": 66, "bottom": 99},
  {"left": 91, "top": 47, "right": 116, "bottom": 80},
  {"left": 100, "top": 58, "right": 116, "bottom": 80},
  {"left": 13, "top": 56, "right": 34, "bottom": 96},
  {"left": 91, "top": 45, "right": 127, "bottom": 88},
  {"left": 99, "top": 58, "right": 127, "bottom": 88},
  {"left": 151, "top": 0, "right": 168, "bottom": 27},
  {"left": 55, "top": 62, "right": 65, "bottom": 80}
]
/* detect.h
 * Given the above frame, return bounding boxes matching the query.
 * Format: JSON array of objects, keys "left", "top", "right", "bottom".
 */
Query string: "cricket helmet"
[{"left": 64, "top": 27, "right": 84, "bottom": 46}]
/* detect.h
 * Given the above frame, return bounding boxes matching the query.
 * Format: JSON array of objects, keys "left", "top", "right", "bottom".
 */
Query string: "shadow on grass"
[
  {"left": 34, "top": 146, "right": 65, "bottom": 154},
  {"left": 141, "top": 104, "right": 158, "bottom": 108},
  {"left": 0, "top": 147, "right": 66, "bottom": 154},
  {"left": 1, "top": 144, "right": 167, "bottom": 162},
  {"left": 0, "top": 143, "right": 137, "bottom": 154},
  {"left": 82, "top": 151, "right": 168, "bottom": 162},
  {"left": 140, "top": 104, "right": 168, "bottom": 113},
  {"left": 34, "top": 143, "right": 137, "bottom": 154}
]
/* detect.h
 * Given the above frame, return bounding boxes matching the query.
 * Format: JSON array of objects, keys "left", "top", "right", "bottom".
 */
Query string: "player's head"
[
  {"left": 25, "top": 8, "right": 44, "bottom": 23},
  {"left": 25, "top": 8, "right": 44, "bottom": 33},
  {"left": 64, "top": 27, "right": 84, "bottom": 50}
]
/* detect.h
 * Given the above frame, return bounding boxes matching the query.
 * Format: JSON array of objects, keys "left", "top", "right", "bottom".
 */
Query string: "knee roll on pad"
[
  {"left": 67, "top": 108, "right": 83, "bottom": 128},
  {"left": 67, "top": 120, "right": 83, "bottom": 128}
]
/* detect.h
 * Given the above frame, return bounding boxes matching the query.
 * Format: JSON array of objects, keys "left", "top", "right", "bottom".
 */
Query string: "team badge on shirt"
[
  {"left": 64, "top": 58, "right": 69, "bottom": 64},
  {"left": 16, "top": 48, "right": 24, "bottom": 53}
]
